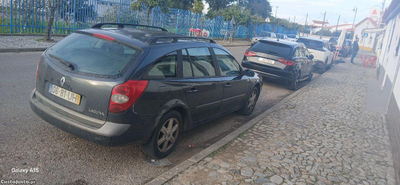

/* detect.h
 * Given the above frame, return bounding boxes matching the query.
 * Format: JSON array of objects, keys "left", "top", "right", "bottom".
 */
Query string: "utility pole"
[
  {"left": 320, "top": 11, "right": 326, "bottom": 39},
  {"left": 275, "top": 6, "right": 278, "bottom": 17},
  {"left": 352, "top": 6, "right": 358, "bottom": 28},
  {"left": 304, "top": 13, "right": 308, "bottom": 36},
  {"left": 335, "top": 15, "right": 340, "bottom": 36}
]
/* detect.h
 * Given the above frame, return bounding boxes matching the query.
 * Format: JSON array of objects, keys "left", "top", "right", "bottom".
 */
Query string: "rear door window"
[
  {"left": 146, "top": 52, "right": 177, "bottom": 78},
  {"left": 182, "top": 49, "right": 194, "bottom": 77},
  {"left": 187, "top": 48, "right": 216, "bottom": 77},
  {"left": 251, "top": 41, "right": 293, "bottom": 58},
  {"left": 47, "top": 33, "right": 140, "bottom": 77},
  {"left": 297, "top": 38, "right": 324, "bottom": 50},
  {"left": 213, "top": 48, "right": 241, "bottom": 76}
]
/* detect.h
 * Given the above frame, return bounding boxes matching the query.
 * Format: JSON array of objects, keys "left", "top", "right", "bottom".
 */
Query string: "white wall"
[{"left": 353, "top": 20, "right": 376, "bottom": 42}]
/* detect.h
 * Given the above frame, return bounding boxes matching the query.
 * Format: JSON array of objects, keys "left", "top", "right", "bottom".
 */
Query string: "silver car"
[{"left": 251, "top": 31, "right": 277, "bottom": 45}]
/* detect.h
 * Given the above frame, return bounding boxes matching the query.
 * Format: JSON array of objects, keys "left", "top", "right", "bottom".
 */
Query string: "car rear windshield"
[
  {"left": 251, "top": 41, "right": 293, "bottom": 57},
  {"left": 297, "top": 38, "right": 324, "bottom": 50},
  {"left": 47, "top": 33, "right": 140, "bottom": 77},
  {"left": 287, "top": 34, "right": 296, "bottom": 38},
  {"left": 260, "top": 32, "right": 272, "bottom": 37}
]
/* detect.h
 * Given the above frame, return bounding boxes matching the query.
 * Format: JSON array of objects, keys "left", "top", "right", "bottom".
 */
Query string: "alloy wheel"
[{"left": 157, "top": 118, "right": 179, "bottom": 152}]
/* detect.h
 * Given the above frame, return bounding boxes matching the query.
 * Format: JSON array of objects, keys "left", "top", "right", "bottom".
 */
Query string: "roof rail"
[
  {"left": 91, "top": 23, "right": 168, "bottom": 32},
  {"left": 149, "top": 36, "right": 216, "bottom": 44}
]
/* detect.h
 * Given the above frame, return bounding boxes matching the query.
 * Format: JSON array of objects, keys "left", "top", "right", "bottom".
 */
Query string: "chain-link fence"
[{"left": 0, "top": 0, "right": 297, "bottom": 38}]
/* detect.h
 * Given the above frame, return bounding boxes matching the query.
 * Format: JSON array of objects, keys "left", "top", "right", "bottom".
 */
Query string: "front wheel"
[
  {"left": 307, "top": 72, "right": 313, "bottom": 81},
  {"left": 142, "top": 111, "right": 182, "bottom": 159},
  {"left": 239, "top": 87, "right": 259, "bottom": 116},
  {"left": 289, "top": 71, "right": 300, "bottom": 90}
]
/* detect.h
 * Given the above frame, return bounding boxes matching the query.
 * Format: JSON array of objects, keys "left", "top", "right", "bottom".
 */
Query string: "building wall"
[
  {"left": 353, "top": 20, "right": 376, "bottom": 42},
  {"left": 378, "top": 11, "right": 400, "bottom": 184},
  {"left": 353, "top": 20, "right": 377, "bottom": 51}
]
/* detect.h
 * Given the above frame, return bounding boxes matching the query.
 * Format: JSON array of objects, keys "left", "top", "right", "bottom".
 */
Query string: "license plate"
[
  {"left": 258, "top": 57, "right": 275, "bottom": 64},
  {"left": 49, "top": 84, "right": 81, "bottom": 105}
]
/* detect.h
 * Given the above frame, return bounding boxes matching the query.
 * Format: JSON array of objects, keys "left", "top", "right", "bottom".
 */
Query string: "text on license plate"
[
  {"left": 49, "top": 84, "right": 81, "bottom": 105},
  {"left": 258, "top": 57, "right": 275, "bottom": 64}
]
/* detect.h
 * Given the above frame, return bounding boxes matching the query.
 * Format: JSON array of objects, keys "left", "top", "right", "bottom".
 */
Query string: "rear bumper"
[
  {"left": 313, "top": 60, "right": 326, "bottom": 69},
  {"left": 242, "top": 60, "right": 295, "bottom": 82},
  {"left": 30, "top": 89, "right": 153, "bottom": 146}
]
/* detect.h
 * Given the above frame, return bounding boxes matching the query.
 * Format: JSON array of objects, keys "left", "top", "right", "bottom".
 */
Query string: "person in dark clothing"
[{"left": 351, "top": 38, "right": 359, "bottom": 63}]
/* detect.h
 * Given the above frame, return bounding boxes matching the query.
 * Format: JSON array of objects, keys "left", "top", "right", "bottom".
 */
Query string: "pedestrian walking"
[{"left": 351, "top": 38, "right": 359, "bottom": 63}]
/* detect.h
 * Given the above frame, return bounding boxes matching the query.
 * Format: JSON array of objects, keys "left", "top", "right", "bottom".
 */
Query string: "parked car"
[
  {"left": 30, "top": 23, "right": 263, "bottom": 159},
  {"left": 296, "top": 37, "right": 334, "bottom": 74},
  {"left": 242, "top": 39, "right": 314, "bottom": 90},
  {"left": 287, "top": 34, "right": 299, "bottom": 42},
  {"left": 328, "top": 37, "right": 353, "bottom": 57},
  {"left": 251, "top": 31, "right": 277, "bottom": 45},
  {"left": 276, "top": 33, "right": 288, "bottom": 40}
]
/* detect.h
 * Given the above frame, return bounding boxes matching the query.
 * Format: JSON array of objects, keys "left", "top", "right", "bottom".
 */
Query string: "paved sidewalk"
[{"left": 168, "top": 59, "right": 396, "bottom": 185}]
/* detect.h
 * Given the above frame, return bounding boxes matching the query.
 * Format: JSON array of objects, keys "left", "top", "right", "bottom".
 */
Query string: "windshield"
[
  {"left": 259, "top": 32, "right": 272, "bottom": 37},
  {"left": 277, "top": 34, "right": 285, "bottom": 39},
  {"left": 47, "top": 33, "right": 140, "bottom": 77},
  {"left": 287, "top": 34, "right": 297, "bottom": 38},
  {"left": 251, "top": 41, "right": 293, "bottom": 58},
  {"left": 297, "top": 38, "right": 324, "bottom": 50}
]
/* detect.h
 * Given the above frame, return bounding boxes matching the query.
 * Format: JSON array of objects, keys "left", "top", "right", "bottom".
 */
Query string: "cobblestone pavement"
[
  {"left": 169, "top": 60, "right": 396, "bottom": 185},
  {"left": 0, "top": 36, "right": 64, "bottom": 48}
]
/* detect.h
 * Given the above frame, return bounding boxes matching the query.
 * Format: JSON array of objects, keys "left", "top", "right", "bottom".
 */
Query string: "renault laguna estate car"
[{"left": 30, "top": 23, "right": 263, "bottom": 158}]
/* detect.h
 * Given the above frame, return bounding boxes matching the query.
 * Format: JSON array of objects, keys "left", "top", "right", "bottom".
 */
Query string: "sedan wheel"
[
  {"left": 142, "top": 111, "right": 181, "bottom": 159},
  {"left": 239, "top": 87, "right": 259, "bottom": 116}
]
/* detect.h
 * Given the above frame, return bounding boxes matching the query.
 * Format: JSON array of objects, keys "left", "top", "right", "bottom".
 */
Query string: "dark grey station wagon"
[{"left": 30, "top": 23, "right": 263, "bottom": 158}]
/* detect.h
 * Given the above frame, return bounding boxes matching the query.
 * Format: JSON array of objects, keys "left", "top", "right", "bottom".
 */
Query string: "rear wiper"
[{"left": 48, "top": 54, "right": 75, "bottom": 70}]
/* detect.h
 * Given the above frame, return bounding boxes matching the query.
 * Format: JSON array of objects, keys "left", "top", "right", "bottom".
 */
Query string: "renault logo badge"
[{"left": 60, "top": 77, "right": 66, "bottom": 86}]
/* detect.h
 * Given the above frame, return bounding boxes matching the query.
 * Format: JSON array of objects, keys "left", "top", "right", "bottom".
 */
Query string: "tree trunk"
[
  {"left": 146, "top": 8, "right": 151, "bottom": 26},
  {"left": 231, "top": 25, "right": 238, "bottom": 41},
  {"left": 45, "top": 7, "right": 56, "bottom": 41}
]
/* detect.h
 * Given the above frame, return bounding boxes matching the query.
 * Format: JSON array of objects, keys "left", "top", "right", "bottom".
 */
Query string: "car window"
[
  {"left": 182, "top": 49, "right": 193, "bottom": 77},
  {"left": 47, "top": 33, "right": 140, "bottom": 77},
  {"left": 297, "top": 38, "right": 324, "bottom": 50},
  {"left": 147, "top": 52, "right": 177, "bottom": 78},
  {"left": 251, "top": 41, "right": 293, "bottom": 58},
  {"left": 187, "top": 47, "right": 216, "bottom": 77},
  {"left": 213, "top": 48, "right": 241, "bottom": 76}
]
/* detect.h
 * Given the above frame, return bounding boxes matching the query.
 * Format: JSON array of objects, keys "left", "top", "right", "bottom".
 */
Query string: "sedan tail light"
[
  {"left": 278, "top": 58, "right": 295, "bottom": 66},
  {"left": 245, "top": 50, "right": 256, "bottom": 57},
  {"left": 109, "top": 80, "right": 149, "bottom": 113}
]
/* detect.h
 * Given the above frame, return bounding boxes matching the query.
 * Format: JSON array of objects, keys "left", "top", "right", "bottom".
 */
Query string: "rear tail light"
[
  {"left": 36, "top": 59, "right": 41, "bottom": 81},
  {"left": 245, "top": 50, "right": 256, "bottom": 57},
  {"left": 109, "top": 80, "right": 149, "bottom": 113},
  {"left": 278, "top": 58, "right": 295, "bottom": 66},
  {"left": 93, "top": 33, "right": 115, "bottom": 41}
]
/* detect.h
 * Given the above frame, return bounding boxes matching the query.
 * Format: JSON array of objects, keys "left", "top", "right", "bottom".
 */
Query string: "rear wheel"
[
  {"left": 142, "top": 111, "right": 182, "bottom": 159},
  {"left": 239, "top": 87, "right": 259, "bottom": 116},
  {"left": 289, "top": 71, "right": 300, "bottom": 90}
]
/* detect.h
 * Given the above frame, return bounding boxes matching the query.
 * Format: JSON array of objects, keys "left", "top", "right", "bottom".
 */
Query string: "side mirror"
[
  {"left": 308, "top": 54, "right": 314, "bottom": 60},
  {"left": 244, "top": 69, "right": 255, "bottom": 77}
]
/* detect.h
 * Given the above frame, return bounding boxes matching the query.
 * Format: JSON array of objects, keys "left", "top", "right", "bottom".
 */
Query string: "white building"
[
  {"left": 352, "top": 17, "right": 378, "bottom": 51},
  {"left": 310, "top": 20, "right": 329, "bottom": 33},
  {"left": 325, "top": 23, "right": 353, "bottom": 32},
  {"left": 374, "top": 0, "right": 400, "bottom": 183}
]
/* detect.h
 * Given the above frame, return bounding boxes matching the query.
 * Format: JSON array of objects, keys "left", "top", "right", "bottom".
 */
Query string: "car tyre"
[
  {"left": 326, "top": 59, "right": 333, "bottom": 70},
  {"left": 142, "top": 110, "right": 182, "bottom": 159},
  {"left": 239, "top": 87, "right": 259, "bottom": 116},
  {"left": 289, "top": 71, "right": 300, "bottom": 90},
  {"left": 319, "top": 60, "right": 328, "bottom": 74},
  {"left": 307, "top": 71, "right": 313, "bottom": 81}
]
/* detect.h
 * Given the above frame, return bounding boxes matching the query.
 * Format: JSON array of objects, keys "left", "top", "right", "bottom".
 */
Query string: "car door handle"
[
  {"left": 187, "top": 88, "right": 198, "bottom": 93},
  {"left": 224, "top": 83, "right": 231, "bottom": 88}
]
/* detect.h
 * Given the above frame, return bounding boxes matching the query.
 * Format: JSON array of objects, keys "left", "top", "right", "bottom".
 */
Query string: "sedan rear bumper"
[
  {"left": 30, "top": 89, "right": 152, "bottom": 146},
  {"left": 242, "top": 60, "right": 295, "bottom": 83}
]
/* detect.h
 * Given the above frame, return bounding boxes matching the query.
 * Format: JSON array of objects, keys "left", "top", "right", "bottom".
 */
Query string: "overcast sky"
[{"left": 268, "top": 0, "right": 389, "bottom": 26}]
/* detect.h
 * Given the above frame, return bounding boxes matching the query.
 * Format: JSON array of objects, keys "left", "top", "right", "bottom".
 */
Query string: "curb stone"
[{"left": 145, "top": 70, "right": 326, "bottom": 185}]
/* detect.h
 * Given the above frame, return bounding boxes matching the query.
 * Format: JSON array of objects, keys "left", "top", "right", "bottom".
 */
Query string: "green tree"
[
  {"left": 191, "top": 0, "right": 205, "bottom": 31},
  {"left": 251, "top": 14, "right": 265, "bottom": 36},
  {"left": 222, "top": 5, "right": 251, "bottom": 41},
  {"left": 239, "top": 0, "right": 272, "bottom": 18},
  {"left": 45, "top": 0, "right": 61, "bottom": 41},
  {"left": 170, "top": 0, "right": 194, "bottom": 10},
  {"left": 205, "top": 0, "right": 235, "bottom": 11},
  {"left": 131, "top": 0, "right": 172, "bottom": 26}
]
